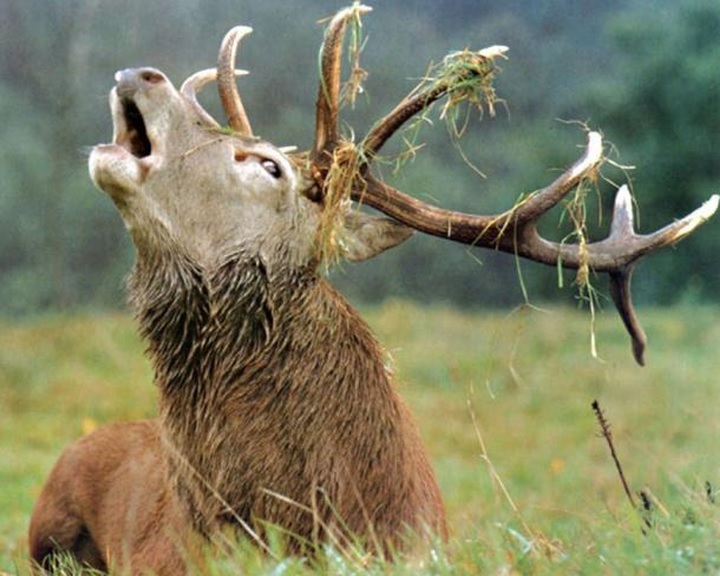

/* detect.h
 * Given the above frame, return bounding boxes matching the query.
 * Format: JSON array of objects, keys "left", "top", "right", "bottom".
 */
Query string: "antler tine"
[
  {"left": 514, "top": 131, "right": 603, "bottom": 223},
  {"left": 217, "top": 25, "right": 254, "bottom": 136},
  {"left": 605, "top": 185, "right": 719, "bottom": 366},
  {"left": 181, "top": 68, "right": 248, "bottom": 128},
  {"left": 605, "top": 185, "right": 719, "bottom": 364},
  {"left": 181, "top": 68, "right": 249, "bottom": 99},
  {"left": 360, "top": 45, "right": 508, "bottom": 165},
  {"left": 360, "top": 84, "right": 449, "bottom": 166},
  {"left": 605, "top": 186, "right": 647, "bottom": 365},
  {"left": 609, "top": 266, "right": 646, "bottom": 365},
  {"left": 605, "top": 185, "right": 720, "bottom": 260},
  {"left": 312, "top": 4, "right": 372, "bottom": 161}
]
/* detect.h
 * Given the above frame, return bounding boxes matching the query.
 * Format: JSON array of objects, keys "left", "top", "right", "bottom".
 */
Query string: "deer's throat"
[{"left": 129, "top": 254, "right": 283, "bottom": 397}]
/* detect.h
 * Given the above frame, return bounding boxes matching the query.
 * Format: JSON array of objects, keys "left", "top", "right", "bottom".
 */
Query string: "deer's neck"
[
  {"left": 127, "top": 250, "right": 444, "bottom": 545},
  {"left": 132, "top": 253, "right": 262, "bottom": 388},
  {"left": 128, "top": 248, "right": 393, "bottom": 454},
  {"left": 130, "top": 251, "right": 329, "bottom": 399}
]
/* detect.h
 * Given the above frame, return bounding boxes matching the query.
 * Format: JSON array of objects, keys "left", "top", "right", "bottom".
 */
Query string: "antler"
[
  {"left": 312, "top": 4, "right": 372, "bottom": 162},
  {"left": 216, "top": 25, "right": 254, "bottom": 136},
  {"left": 307, "top": 6, "right": 719, "bottom": 365},
  {"left": 358, "top": 136, "right": 718, "bottom": 365},
  {"left": 181, "top": 68, "right": 248, "bottom": 129}
]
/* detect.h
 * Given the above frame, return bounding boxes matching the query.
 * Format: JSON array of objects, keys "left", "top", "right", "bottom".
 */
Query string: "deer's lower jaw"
[
  {"left": 88, "top": 143, "right": 148, "bottom": 200},
  {"left": 88, "top": 87, "right": 158, "bottom": 195}
]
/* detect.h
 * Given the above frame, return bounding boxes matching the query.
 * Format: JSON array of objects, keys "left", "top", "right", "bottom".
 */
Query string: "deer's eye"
[{"left": 261, "top": 160, "right": 282, "bottom": 179}]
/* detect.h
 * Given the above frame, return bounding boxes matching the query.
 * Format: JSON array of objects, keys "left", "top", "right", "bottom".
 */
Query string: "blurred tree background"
[{"left": 0, "top": 0, "right": 717, "bottom": 316}]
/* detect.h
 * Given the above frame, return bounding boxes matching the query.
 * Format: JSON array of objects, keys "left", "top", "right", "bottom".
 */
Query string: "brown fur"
[
  {"left": 28, "top": 421, "right": 196, "bottom": 574},
  {"left": 29, "top": 255, "right": 446, "bottom": 573},
  {"left": 131, "top": 252, "right": 447, "bottom": 549}
]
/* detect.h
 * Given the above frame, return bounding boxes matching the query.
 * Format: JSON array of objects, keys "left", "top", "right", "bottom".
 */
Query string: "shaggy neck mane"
[
  {"left": 126, "top": 249, "right": 410, "bottom": 541},
  {"left": 129, "top": 251, "right": 279, "bottom": 403}
]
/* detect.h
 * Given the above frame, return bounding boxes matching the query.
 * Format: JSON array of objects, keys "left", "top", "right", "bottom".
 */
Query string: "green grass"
[{"left": 2, "top": 302, "right": 720, "bottom": 574}]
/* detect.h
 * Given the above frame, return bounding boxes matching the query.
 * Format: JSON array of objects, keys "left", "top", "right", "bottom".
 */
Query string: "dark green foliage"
[{"left": 587, "top": 0, "right": 720, "bottom": 304}]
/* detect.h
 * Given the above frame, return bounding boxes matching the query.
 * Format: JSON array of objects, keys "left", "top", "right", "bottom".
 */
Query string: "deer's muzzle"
[{"left": 112, "top": 68, "right": 168, "bottom": 159}]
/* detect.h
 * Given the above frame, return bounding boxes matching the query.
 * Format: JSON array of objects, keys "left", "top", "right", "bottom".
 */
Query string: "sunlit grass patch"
[{"left": 2, "top": 303, "right": 719, "bottom": 574}]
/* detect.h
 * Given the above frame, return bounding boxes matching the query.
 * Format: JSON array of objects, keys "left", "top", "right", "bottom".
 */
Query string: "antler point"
[
  {"left": 610, "top": 184, "right": 635, "bottom": 238},
  {"left": 704, "top": 194, "right": 720, "bottom": 216},
  {"left": 231, "top": 25, "right": 253, "bottom": 35},
  {"left": 586, "top": 131, "right": 603, "bottom": 158},
  {"left": 478, "top": 45, "right": 509, "bottom": 59}
]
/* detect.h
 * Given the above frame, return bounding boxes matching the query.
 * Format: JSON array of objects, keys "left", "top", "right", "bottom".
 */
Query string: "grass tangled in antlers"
[
  {"left": 314, "top": 7, "right": 607, "bottom": 334},
  {"left": 316, "top": 35, "right": 509, "bottom": 267}
]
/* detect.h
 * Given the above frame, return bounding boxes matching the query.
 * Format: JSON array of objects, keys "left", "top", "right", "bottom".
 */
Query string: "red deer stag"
[{"left": 29, "top": 5, "right": 718, "bottom": 575}]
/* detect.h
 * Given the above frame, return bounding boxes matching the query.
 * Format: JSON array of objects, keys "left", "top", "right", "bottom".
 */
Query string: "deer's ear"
[{"left": 340, "top": 212, "right": 413, "bottom": 262}]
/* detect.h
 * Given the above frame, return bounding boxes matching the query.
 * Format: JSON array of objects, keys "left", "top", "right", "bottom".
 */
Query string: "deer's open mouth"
[{"left": 117, "top": 98, "right": 152, "bottom": 158}]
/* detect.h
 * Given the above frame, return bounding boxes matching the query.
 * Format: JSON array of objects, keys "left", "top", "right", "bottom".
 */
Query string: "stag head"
[
  {"left": 90, "top": 5, "right": 718, "bottom": 365},
  {"left": 89, "top": 63, "right": 410, "bottom": 271}
]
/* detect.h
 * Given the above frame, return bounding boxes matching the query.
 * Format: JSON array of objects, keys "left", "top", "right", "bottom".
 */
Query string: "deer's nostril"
[
  {"left": 140, "top": 70, "right": 165, "bottom": 85},
  {"left": 115, "top": 68, "right": 166, "bottom": 96}
]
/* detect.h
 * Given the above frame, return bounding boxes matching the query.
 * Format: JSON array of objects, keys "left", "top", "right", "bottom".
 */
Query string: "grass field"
[{"left": 1, "top": 301, "right": 719, "bottom": 574}]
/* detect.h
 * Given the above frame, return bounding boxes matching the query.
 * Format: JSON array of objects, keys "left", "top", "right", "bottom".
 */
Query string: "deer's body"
[
  {"left": 30, "top": 262, "right": 446, "bottom": 572},
  {"left": 28, "top": 420, "right": 193, "bottom": 575},
  {"left": 29, "top": 57, "right": 444, "bottom": 573}
]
